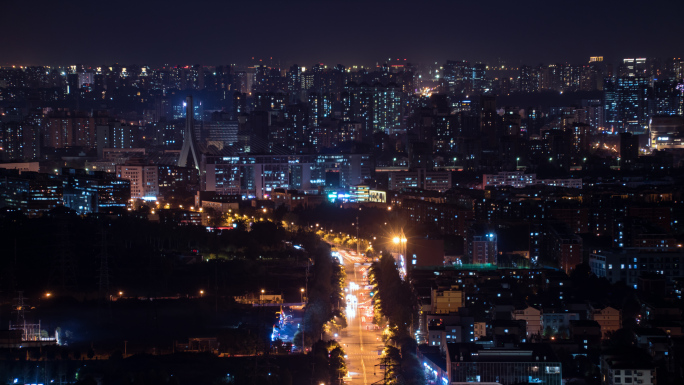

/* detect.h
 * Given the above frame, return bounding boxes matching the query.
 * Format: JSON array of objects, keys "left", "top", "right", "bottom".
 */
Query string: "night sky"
[{"left": 1, "top": 0, "right": 683, "bottom": 67}]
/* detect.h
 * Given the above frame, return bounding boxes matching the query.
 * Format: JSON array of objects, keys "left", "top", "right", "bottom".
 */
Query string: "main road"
[{"left": 335, "top": 248, "right": 385, "bottom": 385}]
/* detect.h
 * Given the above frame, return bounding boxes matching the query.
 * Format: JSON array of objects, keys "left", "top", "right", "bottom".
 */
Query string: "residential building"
[
  {"left": 483, "top": 171, "right": 582, "bottom": 189},
  {"left": 589, "top": 249, "right": 684, "bottom": 287},
  {"left": 431, "top": 287, "right": 464, "bottom": 314},
  {"left": 600, "top": 350, "right": 656, "bottom": 385},
  {"left": 116, "top": 162, "right": 159, "bottom": 200},
  {"left": 388, "top": 169, "right": 452, "bottom": 191},
  {"left": 512, "top": 306, "right": 542, "bottom": 337},
  {"left": 591, "top": 306, "right": 622, "bottom": 339}
]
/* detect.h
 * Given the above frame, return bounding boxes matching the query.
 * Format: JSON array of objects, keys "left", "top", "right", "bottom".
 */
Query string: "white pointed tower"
[{"left": 177, "top": 95, "right": 200, "bottom": 169}]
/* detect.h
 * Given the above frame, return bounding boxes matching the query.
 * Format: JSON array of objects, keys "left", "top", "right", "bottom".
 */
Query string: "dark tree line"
[
  {"left": 0, "top": 208, "right": 304, "bottom": 299},
  {"left": 369, "top": 253, "right": 417, "bottom": 340},
  {"left": 293, "top": 231, "right": 346, "bottom": 349},
  {"left": 309, "top": 340, "right": 347, "bottom": 385},
  {"left": 369, "top": 253, "right": 424, "bottom": 385}
]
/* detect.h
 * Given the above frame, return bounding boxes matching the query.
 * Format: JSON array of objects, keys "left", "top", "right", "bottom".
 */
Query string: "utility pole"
[
  {"left": 97, "top": 224, "right": 111, "bottom": 321},
  {"left": 98, "top": 229, "right": 110, "bottom": 301},
  {"left": 374, "top": 355, "right": 400, "bottom": 385}
]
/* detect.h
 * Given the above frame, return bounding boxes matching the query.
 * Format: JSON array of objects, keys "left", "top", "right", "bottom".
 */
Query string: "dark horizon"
[{"left": 1, "top": 0, "right": 683, "bottom": 68}]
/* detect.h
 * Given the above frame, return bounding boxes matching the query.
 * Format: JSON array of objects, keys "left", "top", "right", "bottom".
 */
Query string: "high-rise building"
[
  {"left": 115, "top": 162, "right": 159, "bottom": 201},
  {"left": 442, "top": 60, "right": 470, "bottom": 92},
  {"left": 343, "top": 83, "right": 403, "bottom": 136},
  {"left": 61, "top": 168, "right": 131, "bottom": 214},
  {"left": 1, "top": 121, "right": 40, "bottom": 161},
  {"left": 620, "top": 58, "right": 648, "bottom": 77},
  {"left": 604, "top": 77, "right": 651, "bottom": 132},
  {"left": 204, "top": 121, "right": 238, "bottom": 147},
  {"left": 374, "top": 83, "right": 403, "bottom": 135},
  {"left": 387, "top": 168, "right": 452, "bottom": 191},
  {"left": 203, "top": 154, "right": 313, "bottom": 198},
  {"left": 519, "top": 65, "right": 538, "bottom": 93},
  {"left": 466, "top": 225, "right": 498, "bottom": 264},
  {"left": 471, "top": 63, "right": 488, "bottom": 93},
  {"left": 96, "top": 122, "right": 137, "bottom": 158},
  {"left": 619, "top": 132, "right": 640, "bottom": 164},
  {"left": 43, "top": 110, "right": 108, "bottom": 148},
  {"left": 480, "top": 95, "right": 498, "bottom": 150},
  {"left": 653, "top": 79, "right": 681, "bottom": 115},
  {"left": 545, "top": 223, "right": 583, "bottom": 274},
  {"left": 0, "top": 170, "right": 63, "bottom": 216}
]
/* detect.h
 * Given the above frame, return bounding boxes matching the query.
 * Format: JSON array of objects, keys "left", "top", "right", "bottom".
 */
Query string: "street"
[{"left": 335, "top": 248, "right": 385, "bottom": 385}]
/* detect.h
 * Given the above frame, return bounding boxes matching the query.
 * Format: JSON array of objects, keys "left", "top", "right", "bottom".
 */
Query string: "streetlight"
[
  {"left": 300, "top": 288, "right": 305, "bottom": 303},
  {"left": 45, "top": 292, "right": 51, "bottom": 298},
  {"left": 119, "top": 291, "right": 123, "bottom": 298},
  {"left": 516, "top": 157, "right": 520, "bottom": 169},
  {"left": 200, "top": 290, "right": 204, "bottom": 297}
]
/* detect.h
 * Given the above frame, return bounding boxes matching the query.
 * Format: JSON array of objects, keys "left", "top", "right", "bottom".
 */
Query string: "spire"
[{"left": 178, "top": 95, "right": 200, "bottom": 169}]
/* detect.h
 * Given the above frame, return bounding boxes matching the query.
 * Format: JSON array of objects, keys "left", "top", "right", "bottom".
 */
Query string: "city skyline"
[
  {"left": 2, "top": 2, "right": 684, "bottom": 384},
  {"left": 1, "top": 0, "right": 683, "bottom": 67}
]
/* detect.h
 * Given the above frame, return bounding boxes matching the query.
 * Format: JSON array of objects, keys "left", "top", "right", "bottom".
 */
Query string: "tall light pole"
[
  {"left": 400, "top": 228, "right": 407, "bottom": 259},
  {"left": 300, "top": 288, "right": 305, "bottom": 303},
  {"left": 356, "top": 216, "right": 360, "bottom": 255}
]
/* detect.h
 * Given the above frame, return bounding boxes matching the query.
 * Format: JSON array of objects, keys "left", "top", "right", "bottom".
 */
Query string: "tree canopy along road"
[{"left": 336, "top": 248, "right": 384, "bottom": 385}]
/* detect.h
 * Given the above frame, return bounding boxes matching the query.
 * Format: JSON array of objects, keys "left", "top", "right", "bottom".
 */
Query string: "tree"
[
  {"left": 329, "top": 346, "right": 347, "bottom": 385},
  {"left": 608, "top": 328, "right": 634, "bottom": 348},
  {"left": 75, "top": 376, "right": 97, "bottom": 385},
  {"left": 109, "top": 350, "right": 123, "bottom": 361},
  {"left": 370, "top": 253, "right": 417, "bottom": 340}
]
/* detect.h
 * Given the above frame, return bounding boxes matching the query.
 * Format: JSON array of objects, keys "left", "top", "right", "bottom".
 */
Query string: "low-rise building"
[
  {"left": 601, "top": 349, "right": 656, "bottom": 385},
  {"left": 591, "top": 306, "right": 622, "bottom": 339},
  {"left": 0, "top": 170, "right": 62, "bottom": 216},
  {"left": 271, "top": 189, "right": 325, "bottom": 210},
  {"left": 431, "top": 287, "right": 464, "bottom": 314},
  {"left": 512, "top": 306, "right": 542, "bottom": 337},
  {"left": 542, "top": 310, "right": 580, "bottom": 336},
  {"left": 569, "top": 320, "right": 602, "bottom": 350},
  {"left": 446, "top": 343, "right": 562, "bottom": 385}
]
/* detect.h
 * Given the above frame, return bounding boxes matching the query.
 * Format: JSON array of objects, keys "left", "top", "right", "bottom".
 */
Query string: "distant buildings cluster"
[
  {"left": 411, "top": 259, "right": 678, "bottom": 385},
  {"left": 1, "top": 56, "right": 684, "bottom": 385}
]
